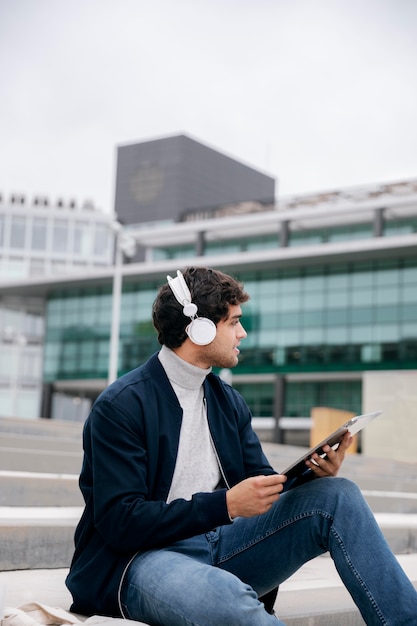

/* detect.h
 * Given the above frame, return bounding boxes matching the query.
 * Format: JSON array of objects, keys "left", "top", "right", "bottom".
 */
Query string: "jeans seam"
[
  {"left": 217, "top": 510, "right": 332, "bottom": 564},
  {"left": 124, "top": 580, "right": 198, "bottom": 626},
  {"left": 330, "top": 526, "right": 387, "bottom": 625},
  {"left": 205, "top": 529, "right": 220, "bottom": 565}
]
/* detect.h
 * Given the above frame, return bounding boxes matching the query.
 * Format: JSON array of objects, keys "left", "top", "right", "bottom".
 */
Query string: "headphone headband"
[
  {"left": 167, "top": 270, "right": 198, "bottom": 317},
  {"left": 166, "top": 270, "right": 216, "bottom": 345}
]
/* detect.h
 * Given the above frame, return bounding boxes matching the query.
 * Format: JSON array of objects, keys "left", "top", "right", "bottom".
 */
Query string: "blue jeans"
[{"left": 120, "top": 477, "right": 417, "bottom": 625}]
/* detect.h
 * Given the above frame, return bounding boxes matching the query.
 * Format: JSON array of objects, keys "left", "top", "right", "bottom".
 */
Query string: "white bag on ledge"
[{"left": 2, "top": 603, "right": 150, "bottom": 626}]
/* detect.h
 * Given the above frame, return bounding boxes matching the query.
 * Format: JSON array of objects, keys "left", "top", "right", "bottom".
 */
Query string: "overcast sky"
[{"left": 1, "top": 0, "right": 416, "bottom": 214}]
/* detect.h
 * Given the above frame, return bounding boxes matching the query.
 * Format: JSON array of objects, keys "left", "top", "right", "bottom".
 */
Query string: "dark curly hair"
[{"left": 152, "top": 266, "right": 249, "bottom": 348}]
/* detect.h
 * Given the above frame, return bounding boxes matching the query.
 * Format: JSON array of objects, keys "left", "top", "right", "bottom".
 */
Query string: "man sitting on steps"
[{"left": 66, "top": 266, "right": 417, "bottom": 625}]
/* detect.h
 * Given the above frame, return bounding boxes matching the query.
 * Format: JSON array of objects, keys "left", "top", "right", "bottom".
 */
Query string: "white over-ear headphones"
[{"left": 167, "top": 270, "right": 217, "bottom": 345}]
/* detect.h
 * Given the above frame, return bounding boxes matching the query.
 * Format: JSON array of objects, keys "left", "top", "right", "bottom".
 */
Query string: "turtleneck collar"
[{"left": 158, "top": 345, "right": 211, "bottom": 390}]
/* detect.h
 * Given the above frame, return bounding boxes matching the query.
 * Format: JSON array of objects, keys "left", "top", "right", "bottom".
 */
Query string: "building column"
[
  {"left": 196, "top": 230, "right": 206, "bottom": 256},
  {"left": 373, "top": 207, "right": 385, "bottom": 237},
  {"left": 280, "top": 220, "right": 289, "bottom": 247},
  {"left": 40, "top": 383, "right": 53, "bottom": 419},
  {"left": 273, "top": 375, "right": 286, "bottom": 443}
]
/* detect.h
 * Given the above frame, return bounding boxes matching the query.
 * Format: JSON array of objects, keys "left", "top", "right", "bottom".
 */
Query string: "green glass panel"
[
  {"left": 303, "top": 274, "right": 326, "bottom": 291},
  {"left": 304, "top": 291, "right": 325, "bottom": 310},
  {"left": 246, "top": 236, "right": 279, "bottom": 251},
  {"left": 351, "top": 289, "right": 373, "bottom": 306},
  {"left": 327, "top": 265, "right": 349, "bottom": 289},
  {"left": 375, "top": 305, "right": 398, "bottom": 323},
  {"left": 326, "top": 291, "right": 349, "bottom": 307},
  {"left": 232, "top": 382, "right": 274, "bottom": 418},
  {"left": 351, "top": 265, "right": 374, "bottom": 288},
  {"left": 302, "top": 327, "right": 325, "bottom": 344},
  {"left": 280, "top": 292, "right": 302, "bottom": 311},
  {"left": 326, "top": 309, "right": 349, "bottom": 325},
  {"left": 324, "top": 327, "right": 349, "bottom": 344},
  {"left": 351, "top": 308, "right": 373, "bottom": 324},
  {"left": 280, "top": 278, "right": 301, "bottom": 294},
  {"left": 401, "top": 323, "right": 417, "bottom": 338},
  {"left": 302, "top": 310, "right": 325, "bottom": 326},
  {"left": 402, "top": 263, "right": 417, "bottom": 284},
  {"left": 350, "top": 326, "right": 373, "bottom": 342},
  {"left": 402, "top": 284, "right": 417, "bottom": 303},
  {"left": 280, "top": 312, "right": 302, "bottom": 328},
  {"left": 374, "top": 325, "right": 400, "bottom": 342},
  {"left": 285, "top": 381, "right": 361, "bottom": 417}
]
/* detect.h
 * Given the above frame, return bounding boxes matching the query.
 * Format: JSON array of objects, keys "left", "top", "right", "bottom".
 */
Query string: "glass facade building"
[
  {"left": 0, "top": 177, "right": 416, "bottom": 427},
  {"left": 0, "top": 192, "right": 115, "bottom": 419},
  {"left": 42, "top": 256, "right": 417, "bottom": 420},
  {"left": 29, "top": 177, "right": 416, "bottom": 426}
]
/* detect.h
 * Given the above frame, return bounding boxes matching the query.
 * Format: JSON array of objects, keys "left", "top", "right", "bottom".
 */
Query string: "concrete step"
[
  {"left": 1, "top": 420, "right": 417, "bottom": 625},
  {"left": 1, "top": 506, "right": 416, "bottom": 571},
  {"left": 0, "top": 446, "right": 83, "bottom": 473},
  {"left": 278, "top": 552, "right": 417, "bottom": 626},
  {"left": 0, "top": 417, "right": 84, "bottom": 474},
  {"left": 0, "top": 416, "right": 84, "bottom": 442},
  {"left": 2, "top": 472, "right": 416, "bottom": 512},
  {"left": 0, "top": 470, "right": 82, "bottom": 506},
  {"left": 1, "top": 432, "right": 83, "bottom": 453},
  {"left": 361, "top": 488, "right": 417, "bottom": 513}
]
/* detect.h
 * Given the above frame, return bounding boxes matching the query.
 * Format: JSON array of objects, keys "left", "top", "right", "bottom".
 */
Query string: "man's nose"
[{"left": 238, "top": 323, "right": 247, "bottom": 338}]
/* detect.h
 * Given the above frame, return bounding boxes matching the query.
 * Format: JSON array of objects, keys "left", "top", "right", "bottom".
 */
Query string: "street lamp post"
[
  {"left": 108, "top": 224, "right": 137, "bottom": 385},
  {"left": 108, "top": 226, "right": 123, "bottom": 385}
]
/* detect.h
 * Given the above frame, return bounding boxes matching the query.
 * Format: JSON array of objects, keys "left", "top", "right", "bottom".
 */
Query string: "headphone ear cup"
[{"left": 186, "top": 318, "right": 216, "bottom": 345}]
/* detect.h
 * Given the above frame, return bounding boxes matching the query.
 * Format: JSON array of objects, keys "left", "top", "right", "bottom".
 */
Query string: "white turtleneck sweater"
[{"left": 158, "top": 345, "right": 221, "bottom": 503}]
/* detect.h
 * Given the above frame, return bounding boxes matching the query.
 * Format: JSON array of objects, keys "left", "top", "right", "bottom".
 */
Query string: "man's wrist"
[{"left": 226, "top": 490, "right": 235, "bottom": 521}]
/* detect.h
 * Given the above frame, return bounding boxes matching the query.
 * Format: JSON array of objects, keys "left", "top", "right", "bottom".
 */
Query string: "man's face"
[{"left": 199, "top": 304, "right": 247, "bottom": 369}]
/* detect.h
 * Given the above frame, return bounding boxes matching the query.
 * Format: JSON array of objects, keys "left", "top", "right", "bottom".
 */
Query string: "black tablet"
[{"left": 281, "top": 410, "right": 382, "bottom": 492}]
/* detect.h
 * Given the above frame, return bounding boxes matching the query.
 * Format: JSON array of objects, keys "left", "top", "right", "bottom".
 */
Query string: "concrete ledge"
[
  {"left": 1, "top": 554, "right": 416, "bottom": 626},
  {"left": 0, "top": 525, "right": 75, "bottom": 570},
  {"left": 0, "top": 507, "right": 81, "bottom": 570}
]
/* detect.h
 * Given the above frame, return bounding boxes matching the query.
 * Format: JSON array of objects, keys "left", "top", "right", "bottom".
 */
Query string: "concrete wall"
[{"left": 362, "top": 370, "right": 417, "bottom": 463}]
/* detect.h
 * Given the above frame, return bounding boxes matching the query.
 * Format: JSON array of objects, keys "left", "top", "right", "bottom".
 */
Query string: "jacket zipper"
[
  {"left": 117, "top": 397, "right": 230, "bottom": 614},
  {"left": 117, "top": 551, "right": 139, "bottom": 618}
]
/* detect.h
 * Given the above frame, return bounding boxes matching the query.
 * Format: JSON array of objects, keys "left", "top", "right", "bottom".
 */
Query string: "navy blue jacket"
[{"left": 66, "top": 353, "right": 275, "bottom": 617}]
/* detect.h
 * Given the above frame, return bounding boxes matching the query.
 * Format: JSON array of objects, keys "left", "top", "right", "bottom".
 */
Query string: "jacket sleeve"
[{"left": 84, "top": 396, "right": 232, "bottom": 554}]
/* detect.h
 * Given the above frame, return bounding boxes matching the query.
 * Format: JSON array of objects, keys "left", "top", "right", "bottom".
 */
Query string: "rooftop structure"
[
  {"left": 114, "top": 134, "right": 276, "bottom": 227},
  {"left": 0, "top": 193, "right": 115, "bottom": 280}
]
